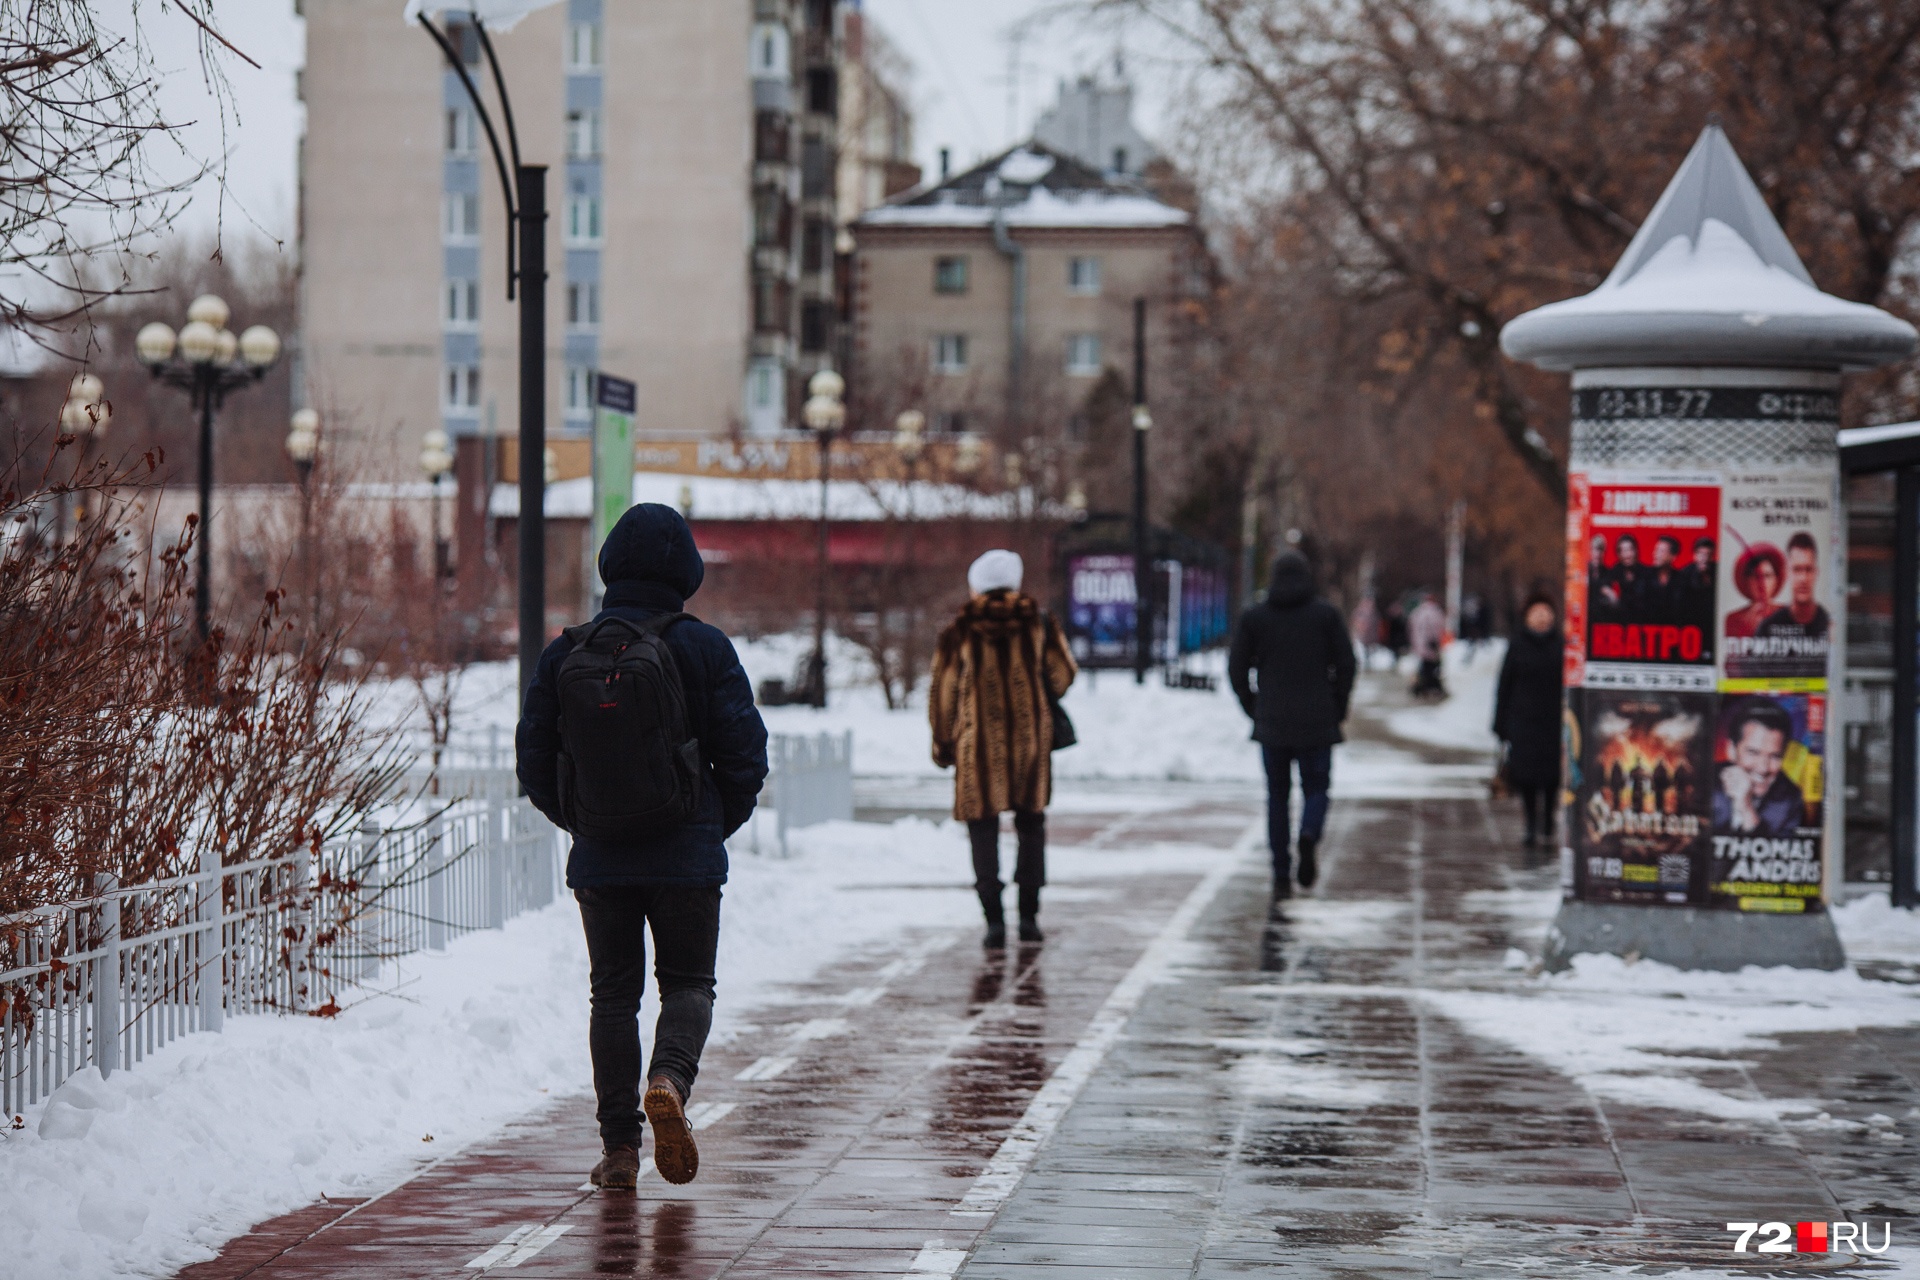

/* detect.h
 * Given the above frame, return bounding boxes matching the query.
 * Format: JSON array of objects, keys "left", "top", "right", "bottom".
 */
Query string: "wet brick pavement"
[{"left": 180, "top": 686, "right": 1920, "bottom": 1278}]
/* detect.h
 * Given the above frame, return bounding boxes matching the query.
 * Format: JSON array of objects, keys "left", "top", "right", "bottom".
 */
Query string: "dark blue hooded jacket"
[{"left": 515, "top": 503, "right": 768, "bottom": 887}]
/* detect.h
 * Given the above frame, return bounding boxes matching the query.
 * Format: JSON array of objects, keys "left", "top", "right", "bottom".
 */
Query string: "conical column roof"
[{"left": 1501, "top": 124, "right": 1915, "bottom": 372}]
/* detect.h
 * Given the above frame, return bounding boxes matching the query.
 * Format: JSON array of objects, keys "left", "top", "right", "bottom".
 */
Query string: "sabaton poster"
[
  {"left": 1707, "top": 693, "right": 1827, "bottom": 913},
  {"left": 1717, "top": 471, "right": 1836, "bottom": 689},
  {"left": 1568, "top": 689, "right": 1712, "bottom": 905}
]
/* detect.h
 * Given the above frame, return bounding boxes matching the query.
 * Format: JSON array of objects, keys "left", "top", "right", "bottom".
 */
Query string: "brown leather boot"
[
  {"left": 589, "top": 1144, "right": 640, "bottom": 1190},
  {"left": 644, "top": 1075, "right": 699, "bottom": 1185}
]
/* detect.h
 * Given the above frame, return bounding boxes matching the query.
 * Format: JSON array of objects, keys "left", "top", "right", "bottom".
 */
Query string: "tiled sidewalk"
[{"left": 179, "top": 715, "right": 1920, "bottom": 1277}]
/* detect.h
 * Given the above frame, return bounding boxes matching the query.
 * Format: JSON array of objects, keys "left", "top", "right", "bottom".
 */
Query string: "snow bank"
[
  {"left": 1380, "top": 641, "right": 1502, "bottom": 754},
  {"left": 0, "top": 815, "right": 1085, "bottom": 1280}
]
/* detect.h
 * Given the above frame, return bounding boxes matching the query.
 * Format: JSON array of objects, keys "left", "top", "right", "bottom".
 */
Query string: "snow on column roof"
[{"left": 1501, "top": 123, "right": 1916, "bottom": 372}]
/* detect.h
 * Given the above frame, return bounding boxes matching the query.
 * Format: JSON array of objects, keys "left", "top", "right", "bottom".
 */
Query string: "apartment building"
[
  {"left": 300, "top": 0, "right": 905, "bottom": 466},
  {"left": 852, "top": 141, "right": 1195, "bottom": 440}
]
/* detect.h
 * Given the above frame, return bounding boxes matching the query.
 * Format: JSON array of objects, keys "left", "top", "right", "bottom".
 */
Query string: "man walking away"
[
  {"left": 516, "top": 503, "right": 769, "bottom": 1192},
  {"left": 1230, "top": 551, "right": 1356, "bottom": 901},
  {"left": 1408, "top": 592, "right": 1447, "bottom": 699},
  {"left": 930, "top": 549, "right": 1078, "bottom": 948}
]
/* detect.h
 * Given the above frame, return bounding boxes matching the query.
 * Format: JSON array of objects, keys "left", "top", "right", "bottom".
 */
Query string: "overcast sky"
[{"left": 99, "top": 1, "right": 1173, "bottom": 254}]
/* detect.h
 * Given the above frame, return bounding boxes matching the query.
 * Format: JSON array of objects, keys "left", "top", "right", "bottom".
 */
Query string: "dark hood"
[
  {"left": 1266, "top": 551, "right": 1316, "bottom": 609},
  {"left": 598, "top": 503, "right": 705, "bottom": 611}
]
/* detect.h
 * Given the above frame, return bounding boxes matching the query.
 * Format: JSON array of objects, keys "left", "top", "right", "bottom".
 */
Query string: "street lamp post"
[
  {"left": 285, "top": 408, "right": 320, "bottom": 638},
  {"left": 1131, "top": 296, "right": 1152, "bottom": 685},
  {"left": 136, "top": 295, "right": 281, "bottom": 641},
  {"left": 801, "top": 369, "right": 846, "bottom": 708},
  {"left": 58, "top": 372, "right": 112, "bottom": 536},
  {"left": 420, "top": 427, "right": 455, "bottom": 588},
  {"left": 413, "top": 10, "right": 548, "bottom": 702}
]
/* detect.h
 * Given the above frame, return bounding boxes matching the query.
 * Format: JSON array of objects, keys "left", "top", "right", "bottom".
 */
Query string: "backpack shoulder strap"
[
  {"left": 563, "top": 615, "right": 648, "bottom": 648},
  {"left": 635, "top": 610, "right": 695, "bottom": 638}
]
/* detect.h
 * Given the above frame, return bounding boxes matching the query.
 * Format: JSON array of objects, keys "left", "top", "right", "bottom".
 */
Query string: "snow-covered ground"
[
  {"left": 0, "top": 811, "right": 1231, "bottom": 1280},
  {"left": 1373, "top": 640, "right": 1503, "bottom": 755}
]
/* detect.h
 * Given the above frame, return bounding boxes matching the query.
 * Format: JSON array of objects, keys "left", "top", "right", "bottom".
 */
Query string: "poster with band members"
[
  {"left": 1708, "top": 693, "right": 1826, "bottom": 913},
  {"left": 1569, "top": 473, "right": 1720, "bottom": 692},
  {"left": 1717, "top": 471, "right": 1838, "bottom": 689},
  {"left": 1567, "top": 688, "right": 1714, "bottom": 906}
]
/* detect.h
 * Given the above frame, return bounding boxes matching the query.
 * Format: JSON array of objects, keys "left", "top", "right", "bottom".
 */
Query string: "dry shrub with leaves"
[{"left": 0, "top": 435, "right": 402, "bottom": 918}]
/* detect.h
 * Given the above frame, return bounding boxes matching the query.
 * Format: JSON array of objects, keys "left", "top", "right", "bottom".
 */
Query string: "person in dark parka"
[
  {"left": 1493, "top": 592, "right": 1565, "bottom": 851},
  {"left": 1229, "top": 551, "right": 1357, "bottom": 899},
  {"left": 516, "top": 503, "right": 768, "bottom": 1191}
]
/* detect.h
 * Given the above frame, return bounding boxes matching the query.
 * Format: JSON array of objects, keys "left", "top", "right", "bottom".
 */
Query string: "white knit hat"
[{"left": 967, "top": 549, "right": 1024, "bottom": 595}]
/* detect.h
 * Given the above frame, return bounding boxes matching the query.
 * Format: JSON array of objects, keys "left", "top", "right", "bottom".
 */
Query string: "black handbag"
[{"left": 1049, "top": 690, "right": 1077, "bottom": 751}]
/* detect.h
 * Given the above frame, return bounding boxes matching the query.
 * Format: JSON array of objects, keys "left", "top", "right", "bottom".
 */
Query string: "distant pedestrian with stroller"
[
  {"left": 1408, "top": 592, "right": 1448, "bottom": 699},
  {"left": 1493, "top": 592, "right": 1565, "bottom": 852},
  {"left": 930, "top": 550, "right": 1078, "bottom": 949},
  {"left": 516, "top": 503, "right": 769, "bottom": 1191},
  {"left": 1229, "top": 551, "right": 1357, "bottom": 902}
]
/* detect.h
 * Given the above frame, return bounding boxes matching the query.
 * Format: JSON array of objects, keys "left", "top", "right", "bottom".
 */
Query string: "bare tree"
[{"left": 1, "top": 0, "right": 252, "bottom": 349}]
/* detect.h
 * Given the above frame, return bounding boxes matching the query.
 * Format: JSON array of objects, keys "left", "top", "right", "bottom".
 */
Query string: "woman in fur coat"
[{"left": 930, "top": 550, "right": 1077, "bottom": 948}]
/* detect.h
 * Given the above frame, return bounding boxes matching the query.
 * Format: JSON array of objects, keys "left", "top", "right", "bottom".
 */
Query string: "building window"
[
  {"left": 931, "top": 333, "right": 969, "bottom": 374},
  {"left": 566, "top": 195, "right": 603, "bottom": 243},
  {"left": 444, "top": 363, "right": 480, "bottom": 409},
  {"left": 754, "top": 110, "right": 790, "bottom": 163},
  {"left": 801, "top": 137, "right": 832, "bottom": 198},
  {"left": 749, "top": 23, "right": 789, "bottom": 79},
  {"left": 566, "top": 22, "right": 602, "bottom": 70},
  {"left": 567, "top": 281, "right": 600, "bottom": 328},
  {"left": 442, "top": 193, "right": 479, "bottom": 242},
  {"left": 753, "top": 186, "right": 789, "bottom": 248},
  {"left": 566, "top": 109, "right": 602, "bottom": 159},
  {"left": 565, "top": 365, "right": 594, "bottom": 418},
  {"left": 802, "top": 218, "right": 832, "bottom": 274},
  {"left": 806, "top": 66, "right": 837, "bottom": 115},
  {"left": 745, "top": 358, "right": 784, "bottom": 435},
  {"left": 935, "top": 411, "right": 967, "bottom": 434},
  {"left": 1066, "top": 333, "right": 1102, "bottom": 375},
  {"left": 445, "top": 106, "right": 477, "bottom": 156},
  {"left": 1067, "top": 256, "right": 1102, "bottom": 296},
  {"left": 800, "top": 299, "right": 833, "bottom": 353},
  {"left": 1112, "top": 146, "right": 1129, "bottom": 173},
  {"left": 445, "top": 278, "right": 479, "bottom": 327},
  {"left": 934, "top": 256, "right": 969, "bottom": 295}
]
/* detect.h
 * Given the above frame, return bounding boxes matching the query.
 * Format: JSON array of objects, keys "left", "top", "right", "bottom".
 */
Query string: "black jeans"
[
  {"left": 968, "top": 810, "right": 1046, "bottom": 896},
  {"left": 575, "top": 884, "right": 721, "bottom": 1150},
  {"left": 1516, "top": 784, "right": 1554, "bottom": 841},
  {"left": 1262, "top": 744, "right": 1332, "bottom": 876}
]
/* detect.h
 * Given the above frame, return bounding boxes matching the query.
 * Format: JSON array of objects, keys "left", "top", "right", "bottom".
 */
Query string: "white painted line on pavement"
[
  {"left": 465, "top": 1223, "right": 573, "bottom": 1268},
  {"left": 953, "top": 824, "right": 1259, "bottom": 1220},
  {"left": 904, "top": 1243, "right": 970, "bottom": 1276},
  {"left": 789, "top": 1016, "right": 849, "bottom": 1041},
  {"left": 687, "top": 1101, "right": 735, "bottom": 1129},
  {"left": 735, "top": 1054, "right": 797, "bottom": 1082}
]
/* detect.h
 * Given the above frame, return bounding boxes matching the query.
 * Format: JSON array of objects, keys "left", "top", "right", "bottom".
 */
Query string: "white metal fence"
[
  {"left": 0, "top": 785, "right": 562, "bottom": 1117},
  {"left": 2, "top": 727, "right": 852, "bottom": 1117}
]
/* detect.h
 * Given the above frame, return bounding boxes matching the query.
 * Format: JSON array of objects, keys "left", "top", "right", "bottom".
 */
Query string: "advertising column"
[{"left": 1562, "top": 376, "right": 1840, "bottom": 926}]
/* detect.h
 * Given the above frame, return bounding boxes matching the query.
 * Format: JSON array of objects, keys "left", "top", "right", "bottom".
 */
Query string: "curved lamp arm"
[{"left": 417, "top": 14, "right": 521, "bottom": 299}]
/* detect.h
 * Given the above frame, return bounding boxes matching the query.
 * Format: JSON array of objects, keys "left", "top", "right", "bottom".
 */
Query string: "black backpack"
[{"left": 555, "top": 613, "right": 702, "bottom": 843}]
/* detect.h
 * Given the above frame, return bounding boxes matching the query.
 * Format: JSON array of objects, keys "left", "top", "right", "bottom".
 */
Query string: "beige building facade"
[
  {"left": 852, "top": 144, "right": 1195, "bottom": 441},
  {"left": 300, "top": 0, "right": 906, "bottom": 472}
]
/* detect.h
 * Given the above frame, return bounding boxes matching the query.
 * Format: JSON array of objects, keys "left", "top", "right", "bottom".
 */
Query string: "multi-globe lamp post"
[
  {"left": 285, "top": 408, "right": 320, "bottom": 635},
  {"left": 420, "top": 427, "right": 455, "bottom": 588},
  {"left": 136, "top": 294, "right": 281, "bottom": 641},
  {"left": 801, "top": 369, "right": 847, "bottom": 708},
  {"left": 57, "top": 372, "right": 112, "bottom": 536}
]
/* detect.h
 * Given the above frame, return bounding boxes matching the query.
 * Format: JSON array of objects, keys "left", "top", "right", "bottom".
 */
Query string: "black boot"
[
  {"left": 1017, "top": 884, "right": 1043, "bottom": 943},
  {"left": 1296, "top": 834, "right": 1319, "bottom": 890},
  {"left": 978, "top": 887, "right": 1007, "bottom": 949}
]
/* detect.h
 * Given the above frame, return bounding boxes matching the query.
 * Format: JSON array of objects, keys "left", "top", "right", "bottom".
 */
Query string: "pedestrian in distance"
[
  {"left": 515, "top": 503, "right": 770, "bottom": 1192},
  {"left": 930, "top": 549, "right": 1078, "bottom": 949},
  {"left": 1492, "top": 592, "right": 1565, "bottom": 853},
  {"left": 1408, "top": 591, "right": 1448, "bottom": 699},
  {"left": 1229, "top": 550, "right": 1357, "bottom": 902}
]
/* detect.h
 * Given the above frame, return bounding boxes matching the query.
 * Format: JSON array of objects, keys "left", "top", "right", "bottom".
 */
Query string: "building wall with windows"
[
  {"left": 302, "top": 1, "right": 887, "bottom": 471},
  {"left": 851, "top": 145, "right": 1194, "bottom": 437}
]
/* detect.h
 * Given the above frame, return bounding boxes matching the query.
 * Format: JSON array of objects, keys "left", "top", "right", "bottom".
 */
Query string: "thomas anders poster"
[
  {"left": 1708, "top": 693, "right": 1827, "bottom": 913},
  {"left": 1718, "top": 471, "right": 1837, "bottom": 688},
  {"left": 1569, "top": 689, "right": 1713, "bottom": 905},
  {"left": 1573, "top": 474, "right": 1719, "bottom": 692}
]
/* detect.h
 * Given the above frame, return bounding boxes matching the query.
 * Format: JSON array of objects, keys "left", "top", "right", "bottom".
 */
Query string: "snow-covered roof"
[
  {"left": 1501, "top": 124, "right": 1916, "bottom": 372},
  {"left": 860, "top": 143, "right": 1188, "bottom": 232},
  {"left": 489, "top": 470, "right": 1063, "bottom": 522}
]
